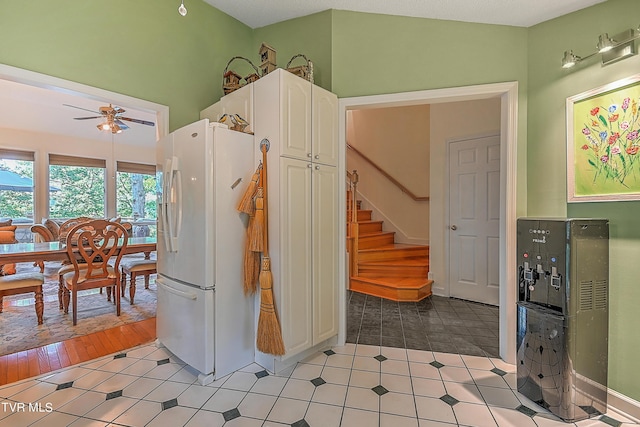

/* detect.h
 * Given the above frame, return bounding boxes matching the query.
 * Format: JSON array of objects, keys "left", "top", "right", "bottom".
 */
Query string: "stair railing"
[
  {"left": 346, "top": 169, "right": 359, "bottom": 279},
  {"left": 347, "top": 143, "right": 429, "bottom": 201}
]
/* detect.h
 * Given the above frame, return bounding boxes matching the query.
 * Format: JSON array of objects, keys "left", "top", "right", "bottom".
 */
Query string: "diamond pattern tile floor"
[{"left": 0, "top": 341, "right": 637, "bottom": 426}]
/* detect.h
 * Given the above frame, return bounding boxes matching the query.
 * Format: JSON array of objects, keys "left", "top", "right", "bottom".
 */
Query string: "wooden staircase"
[{"left": 347, "top": 191, "right": 433, "bottom": 302}]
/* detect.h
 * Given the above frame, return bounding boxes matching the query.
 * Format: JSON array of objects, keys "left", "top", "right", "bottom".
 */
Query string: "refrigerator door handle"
[
  {"left": 158, "top": 279, "right": 197, "bottom": 300},
  {"left": 162, "top": 157, "right": 174, "bottom": 252},
  {"left": 165, "top": 156, "right": 180, "bottom": 253},
  {"left": 172, "top": 167, "right": 183, "bottom": 249}
]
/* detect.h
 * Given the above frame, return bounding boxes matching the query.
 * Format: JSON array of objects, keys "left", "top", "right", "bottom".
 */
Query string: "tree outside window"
[
  {"left": 116, "top": 162, "right": 157, "bottom": 237},
  {"left": 49, "top": 165, "right": 106, "bottom": 219}
]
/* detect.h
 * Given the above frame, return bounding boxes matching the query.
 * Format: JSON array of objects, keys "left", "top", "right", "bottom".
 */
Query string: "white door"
[
  {"left": 312, "top": 163, "right": 338, "bottom": 344},
  {"left": 281, "top": 71, "right": 312, "bottom": 161},
  {"left": 279, "top": 156, "right": 313, "bottom": 355},
  {"left": 448, "top": 134, "right": 500, "bottom": 306},
  {"left": 312, "top": 85, "right": 339, "bottom": 166},
  {"left": 160, "top": 119, "right": 211, "bottom": 288}
]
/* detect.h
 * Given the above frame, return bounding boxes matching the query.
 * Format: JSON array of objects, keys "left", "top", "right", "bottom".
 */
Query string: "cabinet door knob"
[
  {"left": 314, "top": 154, "right": 319, "bottom": 159},
  {"left": 315, "top": 165, "right": 320, "bottom": 170},
  {"left": 307, "top": 163, "right": 312, "bottom": 168},
  {"left": 307, "top": 153, "right": 312, "bottom": 157}
]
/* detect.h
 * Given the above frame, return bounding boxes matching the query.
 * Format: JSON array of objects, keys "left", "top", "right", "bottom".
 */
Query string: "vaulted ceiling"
[{"left": 204, "top": 0, "right": 605, "bottom": 28}]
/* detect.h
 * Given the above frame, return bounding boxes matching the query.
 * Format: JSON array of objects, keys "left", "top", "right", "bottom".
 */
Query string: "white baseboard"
[
  {"left": 255, "top": 336, "right": 338, "bottom": 375},
  {"left": 356, "top": 192, "right": 428, "bottom": 245},
  {"left": 608, "top": 388, "right": 640, "bottom": 423}
]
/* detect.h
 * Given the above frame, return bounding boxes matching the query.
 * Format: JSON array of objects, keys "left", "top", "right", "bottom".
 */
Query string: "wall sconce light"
[{"left": 562, "top": 27, "right": 640, "bottom": 69}]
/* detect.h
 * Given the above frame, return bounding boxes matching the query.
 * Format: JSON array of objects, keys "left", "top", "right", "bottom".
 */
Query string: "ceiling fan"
[{"left": 63, "top": 103, "right": 155, "bottom": 134}]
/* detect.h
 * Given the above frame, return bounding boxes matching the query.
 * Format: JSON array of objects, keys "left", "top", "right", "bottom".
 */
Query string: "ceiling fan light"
[
  {"left": 111, "top": 123, "right": 122, "bottom": 134},
  {"left": 97, "top": 122, "right": 111, "bottom": 131}
]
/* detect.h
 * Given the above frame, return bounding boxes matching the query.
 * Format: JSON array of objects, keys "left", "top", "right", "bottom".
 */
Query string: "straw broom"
[
  {"left": 237, "top": 164, "right": 261, "bottom": 215},
  {"left": 256, "top": 140, "right": 285, "bottom": 356},
  {"left": 248, "top": 186, "right": 265, "bottom": 253},
  {"left": 242, "top": 208, "right": 261, "bottom": 295},
  {"left": 238, "top": 164, "right": 263, "bottom": 294}
]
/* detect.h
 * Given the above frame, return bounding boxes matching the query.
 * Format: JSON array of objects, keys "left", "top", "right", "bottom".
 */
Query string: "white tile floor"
[{"left": 0, "top": 343, "right": 637, "bottom": 427}]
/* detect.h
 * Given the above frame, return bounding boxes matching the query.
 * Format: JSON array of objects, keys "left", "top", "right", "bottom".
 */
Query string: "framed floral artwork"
[{"left": 567, "top": 74, "right": 640, "bottom": 202}]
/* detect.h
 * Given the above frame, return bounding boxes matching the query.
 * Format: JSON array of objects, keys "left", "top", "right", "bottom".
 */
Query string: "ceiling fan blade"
[
  {"left": 63, "top": 104, "right": 102, "bottom": 114},
  {"left": 119, "top": 116, "right": 155, "bottom": 127},
  {"left": 114, "top": 119, "right": 129, "bottom": 130},
  {"left": 73, "top": 116, "right": 103, "bottom": 120}
]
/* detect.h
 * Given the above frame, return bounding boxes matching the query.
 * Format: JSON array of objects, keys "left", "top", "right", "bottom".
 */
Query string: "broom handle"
[{"left": 261, "top": 142, "right": 270, "bottom": 258}]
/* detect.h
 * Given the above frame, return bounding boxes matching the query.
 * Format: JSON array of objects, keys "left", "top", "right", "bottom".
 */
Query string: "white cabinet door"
[
  {"left": 312, "top": 164, "right": 339, "bottom": 343},
  {"left": 200, "top": 84, "right": 254, "bottom": 133},
  {"left": 281, "top": 71, "right": 312, "bottom": 161},
  {"left": 312, "top": 85, "right": 339, "bottom": 166},
  {"left": 279, "top": 157, "right": 313, "bottom": 355}
]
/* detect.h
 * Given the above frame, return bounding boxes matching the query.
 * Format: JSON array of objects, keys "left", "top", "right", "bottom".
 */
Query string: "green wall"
[
  {"left": 328, "top": 10, "right": 530, "bottom": 207},
  {"left": 330, "top": 11, "right": 527, "bottom": 97},
  {"left": 252, "top": 10, "right": 333, "bottom": 90},
  {"left": 0, "top": 0, "right": 253, "bottom": 131},
  {"left": 528, "top": 0, "right": 640, "bottom": 400}
]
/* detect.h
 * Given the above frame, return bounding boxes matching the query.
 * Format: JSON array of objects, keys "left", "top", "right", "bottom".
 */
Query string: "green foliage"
[
  {"left": 0, "top": 191, "right": 33, "bottom": 218},
  {"left": 49, "top": 165, "right": 105, "bottom": 218},
  {"left": 1, "top": 162, "right": 157, "bottom": 224},
  {"left": 0, "top": 161, "right": 34, "bottom": 219}
]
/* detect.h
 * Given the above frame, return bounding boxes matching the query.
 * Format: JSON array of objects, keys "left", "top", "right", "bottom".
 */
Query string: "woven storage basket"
[
  {"left": 285, "top": 54, "right": 314, "bottom": 83},
  {"left": 222, "top": 56, "right": 261, "bottom": 95}
]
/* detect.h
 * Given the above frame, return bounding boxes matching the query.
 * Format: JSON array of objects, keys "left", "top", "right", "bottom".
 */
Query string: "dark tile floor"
[{"left": 346, "top": 291, "right": 500, "bottom": 357}]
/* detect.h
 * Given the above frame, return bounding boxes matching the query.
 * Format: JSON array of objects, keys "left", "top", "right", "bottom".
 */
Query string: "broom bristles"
[
  {"left": 257, "top": 258, "right": 285, "bottom": 356},
  {"left": 237, "top": 171, "right": 260, "bottom": 214},
  {"left": 248, "top": 190, "right": 264, "bottom": 252},
  {"left": 243, "top": 241, "right": 260, "bottom": 295}
]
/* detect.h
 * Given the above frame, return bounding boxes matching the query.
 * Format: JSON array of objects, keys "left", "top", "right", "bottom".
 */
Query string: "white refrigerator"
[{"left": 156, "top": 119, "right": 255, "bottom": 385}]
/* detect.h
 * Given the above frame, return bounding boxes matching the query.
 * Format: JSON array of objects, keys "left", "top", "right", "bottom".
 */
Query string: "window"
[
  {"left": 0, "top": 149, "right": 35, "bottom": 242},
  {"left": 116, "top": 161, "right": 157, "bottom": 237},
  {"left": 49, "top": 154, "right": 106, "bottom": 220}
]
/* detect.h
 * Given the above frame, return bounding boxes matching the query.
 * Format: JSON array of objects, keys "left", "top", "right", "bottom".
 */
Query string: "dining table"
[{"left": 0, "top": 237, "right": 157, "bottom": 265}]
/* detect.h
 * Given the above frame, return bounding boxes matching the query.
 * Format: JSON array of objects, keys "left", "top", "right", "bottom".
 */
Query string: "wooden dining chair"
[
  {"left": 120, "top": 255, "right": 156, "bottom": 304},
  {"left": 0, "top": 272, "right": 45, "bottom": 325},
  {"left": 61, "top": 219, "right": 128, "bottom": 325}
]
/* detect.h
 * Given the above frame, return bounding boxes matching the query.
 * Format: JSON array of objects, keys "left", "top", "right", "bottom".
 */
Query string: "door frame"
[
  {"left": 338, "top": 81, "right": 519, "bottom": 364},
  {"left": 446, "top": 132, "right": 501, "bottom": 306}
]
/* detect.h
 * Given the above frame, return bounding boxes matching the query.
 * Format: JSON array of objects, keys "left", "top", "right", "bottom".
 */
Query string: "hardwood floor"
[{"left": 0, "top": 317, "right": 156, "bottom": 386}]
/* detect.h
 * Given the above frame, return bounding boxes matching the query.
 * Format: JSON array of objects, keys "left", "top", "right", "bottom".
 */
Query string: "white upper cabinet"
[
  {"left": 200, "top": 84, "right": 254, "bottom": 134},
  {"left": 312, "top": 84, "right": 339, "bottom": 166},
  {"left": 280, "top": 71, "right": 312, "bottom": 161}
]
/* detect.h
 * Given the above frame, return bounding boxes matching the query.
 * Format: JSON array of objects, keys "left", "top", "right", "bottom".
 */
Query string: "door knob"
[{"left": 450, "top": 225, "right": 457, "bottom": 230}]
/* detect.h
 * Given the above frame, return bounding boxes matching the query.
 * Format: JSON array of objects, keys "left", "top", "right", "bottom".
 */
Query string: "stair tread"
[
  {"left": 359, "top": 231, "right": 395, "bottom": 237},
  {"left": 359, "top": 258, "right": 428, "bottom": 267},
  {"left": 351, "top": 275, "right": 433, "bottom": 288},
  {"left": 359, "top": 243, "right": 428, "bottom": 252}
]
